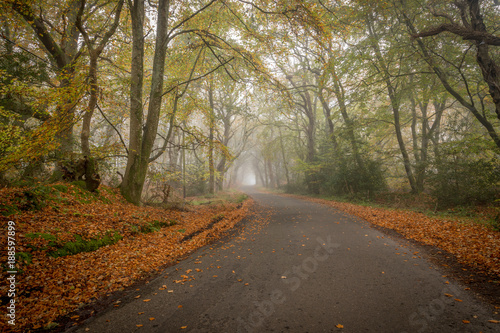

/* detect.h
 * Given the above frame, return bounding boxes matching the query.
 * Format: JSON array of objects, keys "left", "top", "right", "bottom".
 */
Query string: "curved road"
[{"left": 70, "top": 188, "right": 498, "bottom": 332}]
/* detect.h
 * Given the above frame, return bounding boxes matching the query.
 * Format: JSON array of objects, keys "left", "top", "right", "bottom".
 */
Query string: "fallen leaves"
[
  {"left": 0, "top": 184, "right": 253, "bottom": 332},
  {"left": 283, "top": 194, "right": 500, "bottom": 278}
]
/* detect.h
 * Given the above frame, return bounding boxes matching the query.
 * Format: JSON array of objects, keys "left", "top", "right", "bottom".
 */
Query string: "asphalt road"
[{"left": 70, "top": 188, "right": 499, "bottom": 333}]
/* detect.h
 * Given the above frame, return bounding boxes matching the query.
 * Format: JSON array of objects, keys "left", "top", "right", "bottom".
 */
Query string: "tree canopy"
[{"left": 0, "top": 0, "right": 499, "bottom": 207}]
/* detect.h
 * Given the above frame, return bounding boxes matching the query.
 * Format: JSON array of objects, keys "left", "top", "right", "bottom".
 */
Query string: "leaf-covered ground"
[
  {"left": 279, "top": 193, "right": 500, "bottom": 278},
  {"left": 0, "top": 184, "right": 252, "bottom": 332}
]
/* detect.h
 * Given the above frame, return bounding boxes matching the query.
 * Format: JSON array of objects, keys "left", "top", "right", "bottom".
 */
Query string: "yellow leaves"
[
  {"left": 143, "top": 299, "right": 151, "bottom": 302},
  {"left": 335, "top": 324, "right": 344, "bottom": 328}
]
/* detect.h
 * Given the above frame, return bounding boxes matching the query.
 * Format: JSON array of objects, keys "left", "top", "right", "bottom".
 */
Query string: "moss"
[
  {"left": 136, "top": 219, "right": 177, "bottom": 234},
  {"left": 48, "top": 231, "right": 123, "bottom": 258},
  {"left": 26, "top": 231, "right": 122, "bottom": 258},
  {"left": 52, "top": 184, "right": 68, "bottom": 193}
]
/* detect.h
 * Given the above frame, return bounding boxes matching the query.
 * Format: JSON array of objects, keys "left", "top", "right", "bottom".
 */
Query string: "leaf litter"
[
  {"left": 281, "top": 194, "right": 500, "bottom": 277},
  {"left": 0, "top": 184, "right": 252, "bottom": 332}
]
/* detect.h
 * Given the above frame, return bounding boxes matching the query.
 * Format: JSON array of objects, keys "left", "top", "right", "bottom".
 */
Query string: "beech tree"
[
  {"left": 6, "top": 0, "right": 86, "bottom": 157},
  {"left": 120, "top": 0, "right": 218, "bottom": 204},
  {"left": 1, "top": 0, "right": 498, "bottom": 206}
]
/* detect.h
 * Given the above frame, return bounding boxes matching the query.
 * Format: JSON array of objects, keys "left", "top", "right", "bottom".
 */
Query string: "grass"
[
  {"left": 25, "top": 231, "right": 123, "bottom": 258},
  {"left": 188, "top": 191, "right": 248, "bottom": 206}
]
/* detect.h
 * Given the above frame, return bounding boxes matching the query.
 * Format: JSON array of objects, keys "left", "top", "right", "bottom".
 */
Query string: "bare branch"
[{"left": 96, "top": 103, "right": 129, "bottom": 155}]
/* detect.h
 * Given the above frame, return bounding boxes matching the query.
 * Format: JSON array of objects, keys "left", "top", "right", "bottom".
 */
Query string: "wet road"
[{"left": 70, "top": 188, "right": 499, "bottom": 332}]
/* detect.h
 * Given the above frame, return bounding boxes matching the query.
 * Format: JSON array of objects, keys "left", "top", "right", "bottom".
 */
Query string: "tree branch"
[
  {"left": 96, "top": 103, "right": 129, "bottom": 155},
  {"left": 412, "top": 23, "right": 500, "bottom": 46}
]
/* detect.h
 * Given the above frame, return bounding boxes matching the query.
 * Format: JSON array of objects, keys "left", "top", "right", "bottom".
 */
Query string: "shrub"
[
  {"left": 427, "top": 141, "right": 500, "bottom": 208},
  {"left": 319, "top": 155, "right": 386, "bottom": 199}
]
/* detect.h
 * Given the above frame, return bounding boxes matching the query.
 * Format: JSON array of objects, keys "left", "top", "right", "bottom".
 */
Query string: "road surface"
[{"left": 69, "top": 188, "right": 499, "bottom": 332}]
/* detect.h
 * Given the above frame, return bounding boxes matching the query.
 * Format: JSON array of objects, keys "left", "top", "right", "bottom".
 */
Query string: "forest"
[
  {"left": 1, "top": 1, "right": 500, "bottom": 331},
  {"left": 1, "top": 0, "right": 499, "bottom": 209}
]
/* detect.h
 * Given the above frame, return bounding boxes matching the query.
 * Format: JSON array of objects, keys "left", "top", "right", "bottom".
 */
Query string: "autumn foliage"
[
  {"left": 0, "top": 184, "right": 252, "bottom": 332},
  {"left": 283, "top": 194, "right": 500, "bottom": 278}
]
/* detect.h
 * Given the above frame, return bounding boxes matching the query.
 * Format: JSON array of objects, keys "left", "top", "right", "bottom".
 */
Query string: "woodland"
[
  {"left": 1, "top": 1, "right": 500, "bottom": 331},
  {"left": 0, "top": 0, "right": 499, "bottom": 208}
]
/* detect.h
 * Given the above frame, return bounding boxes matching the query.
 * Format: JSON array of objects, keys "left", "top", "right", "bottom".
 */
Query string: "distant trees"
[
  {"left": 249, "top": 0, "right": 499, "bottom": 205},
  {"left": 0, "top": 0, "right": 498, "bottom": 207}
]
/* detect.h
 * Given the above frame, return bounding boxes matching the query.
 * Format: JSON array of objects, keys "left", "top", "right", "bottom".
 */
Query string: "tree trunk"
[
  {"left": 122, "top": 0, "right": 171, "bottom": 204},
  {"left": 120, "top": 0, "right": 145, "bottom": 204},
  {"left": 78, "top": 0, "right": 123, "bottom": 157},
  {"left": 468, "top": 0, "right": 500, "bottom": 119},
  {"left": 11, "top": 0, "right": 84, "bottom": 157},
  {"left": 367, "top": 17, "right": 418, "bottom": 193},
  {"left": 288, "top": 73, "right": 318, "bottom": 194},
  {"left": 318, "top": 87, "right": 338, "bottom": 149},
  {"left": 208, "top": 82, "right": 216, "bottom": 194},
  {"left": 401, "top": 8, "right": 500, "bottom": 149},
  {"left": 278, "top": 127, "right": 290, "bottom": 185},
  {"left": 330, "top": 65, "right": 365, "bottom": 172},
  {"left": 81, "top": 55, "right": 98, "bottom": 156}
]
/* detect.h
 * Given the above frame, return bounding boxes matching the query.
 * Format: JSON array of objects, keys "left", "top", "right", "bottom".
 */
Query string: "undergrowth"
[{"left": 25, "top": 231, "right": 123, "bottom": 258}]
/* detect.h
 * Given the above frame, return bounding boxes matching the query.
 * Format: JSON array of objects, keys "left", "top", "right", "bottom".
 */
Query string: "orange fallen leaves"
[
  {"left": 283, "top": 194, "right": 500, "bottom": 278},
  {"left": 0, "top": 185, "right": 253, "bottom": 332}
]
